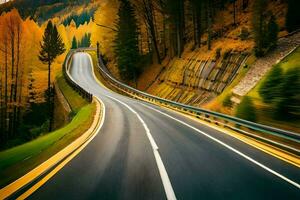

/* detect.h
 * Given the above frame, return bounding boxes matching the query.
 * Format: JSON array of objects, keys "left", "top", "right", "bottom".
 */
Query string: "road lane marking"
[
  {"left": 0, "top": 52, "right": 105, "bottom": 199},
  {"left": 16, "top": 97, "right": 106, "bottom": 200},
  {"left": 87, "top": 50, "right": 300, "bottom": 168},
  {"left": 141, "top": 104, "right": 300, "bottom": 190},
  {"left": 87, "top": 52, "right": 175, "bottom": 198},
  {"left": 85, "top": 51, "right": 300, "bottom": 190},
  {"left": 177, "top": 109, "right": 300, "bottom": 167},
  {"left": 106, "top": 95, "right": 177, "bottom": 200}
]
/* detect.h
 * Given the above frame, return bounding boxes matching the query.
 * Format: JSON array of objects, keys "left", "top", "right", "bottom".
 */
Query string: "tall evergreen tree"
[
  {"left": 39, "top": 20, "right": 65, "bottom": 131},
  {"left": 71, "top": 36, "right": 77, "bottom": 49},
  {"left": 286, "top": 0, "right": 300, "bottom": 32},
  {"left": 266, "top": 15, "right": 279, "bottom": 50},
  {"left": 114, "top": 0, "right": 140, "bottom": 84},
  {"left": 77, "top": 33, "right": 91, "bottom": 48}
]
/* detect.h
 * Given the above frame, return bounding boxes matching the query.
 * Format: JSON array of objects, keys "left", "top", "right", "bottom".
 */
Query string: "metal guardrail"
[
  {"left": 92, "top": 50, "right": 300, "bottom": 156},
  {"left": 63, "top": 50, "right": 93, "bottom": 103}
]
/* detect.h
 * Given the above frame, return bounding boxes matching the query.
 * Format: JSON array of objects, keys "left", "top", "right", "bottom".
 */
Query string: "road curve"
[{"left": 28, "top": 52, "right": 300, "bottom": 200}]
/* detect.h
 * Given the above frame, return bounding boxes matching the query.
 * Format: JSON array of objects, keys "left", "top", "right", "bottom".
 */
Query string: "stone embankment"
[{"left": 232, "top": 31, "right": 300, "bottom": 100}]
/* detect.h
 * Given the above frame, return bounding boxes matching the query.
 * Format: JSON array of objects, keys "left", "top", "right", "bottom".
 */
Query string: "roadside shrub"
[
  {"left": 223, "top": 94, "right": 233, "bottom": 107},
  {"left": 259, "top": 65, "right": 283, "bottom": 103},
  {"left": 273, "top": 67, "right": 300, "bottom": 119},
  {"left": 235, "top": 96, "right": 257, "bottom": 122},
  {"left": 259, "top": 64, "right": 300, "bottom": 119},
  {"left": 29, "top": 121, "right": 50, "bottom": 139}
]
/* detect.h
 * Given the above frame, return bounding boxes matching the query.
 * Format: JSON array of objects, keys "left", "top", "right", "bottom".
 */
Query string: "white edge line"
[
  {"left": 140, "top": 103, "right": 300, "bottom": 190},
  {"left": 84, "top": 50, "right": 300, "bottom": 191},
  {"left": 106, "top": 95, "right": 177, "bottom": 200}
]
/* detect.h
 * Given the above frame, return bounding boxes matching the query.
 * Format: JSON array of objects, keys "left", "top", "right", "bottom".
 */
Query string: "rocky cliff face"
[{"left": 147, "top": 51, "right": 249, "bottom": 106}]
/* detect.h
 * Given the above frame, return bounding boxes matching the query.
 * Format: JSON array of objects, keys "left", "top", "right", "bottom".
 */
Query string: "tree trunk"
[
  {"left": 9, "top": 24, "right": 15, "bottom": 136},
  {"left": 17, "top": 67, "right": 24, "bottom": 134},
  {"left": 162, "top": 14, "right": 167, "bottom": 58},
  {"left": 176, "top": 0, "right": 185, "bottom": 57},
  {"left": 233, "top": 0, "right": 236, "bottom": 25},
  {"left": 207, "top": 0, "right": 212, "bottom": 50},
  {"left": 13, "top": 23, "right": 21, "bottom": 134},
  {"left": 176, "top": 21, "right": 181, "bottom": 57},
  {"left": 4, "top": 38, "right": 8, "bottom": 139},
  {"left": 142, "top": 0, "right": 161, "bottom": 64},
  {"left": 48, "top": 59, "right": 53, "bottom": 132},
  {"left": 242, "top": 0, "right": 249, "bottom": 10},
  {"left": 193, "top": 4, "right": 201, "bottom": 48},
  {"left": 0, "top": 64, "right": 3, "bottom": 137}
]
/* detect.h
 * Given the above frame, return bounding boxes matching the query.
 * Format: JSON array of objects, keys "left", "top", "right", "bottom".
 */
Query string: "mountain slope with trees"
[{"left": 92, "top": 0, "right": 300, "bottom": 132}]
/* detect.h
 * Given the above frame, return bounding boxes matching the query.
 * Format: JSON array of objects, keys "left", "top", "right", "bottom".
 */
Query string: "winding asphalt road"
[{"left": 29, "top": 52, "right": 300, "bottom": 199}]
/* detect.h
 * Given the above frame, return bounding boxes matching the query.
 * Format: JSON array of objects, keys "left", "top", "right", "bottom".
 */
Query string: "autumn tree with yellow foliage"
[{"left": 0, "top": 9, "right": 27, "bottom": 142}]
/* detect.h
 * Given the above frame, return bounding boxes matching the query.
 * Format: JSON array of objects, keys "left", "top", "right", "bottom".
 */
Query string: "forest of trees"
[
  {"left": 63, "top": 9, "right": 96, "bottom": 27},
  {"left": 71, "top": 33, "right": 92, "bottom": 49},
  {"left": 259, "top": 65, "right": 300, "bottom": 119},
  {"left": 113, "top": 0, "right": 297, "bottom": 81},
  {"left": 0, "top": 0, "right": 298, "bottom": 147},
  {"left": 0, "top": 0, "right": 93, "bottom": 21},
  {"left": 114, "top": 0, "right": 140, "bottom": 83},
  {"left": 0, "top": 10, "right": 65, "bottom": 148},
  {"left": 0, "top": 10, "right": 26, "bottom": 145}
]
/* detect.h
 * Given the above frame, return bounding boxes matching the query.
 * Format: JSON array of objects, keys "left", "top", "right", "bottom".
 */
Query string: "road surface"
[{"left": 29, "top": 52, "right": 300, "bottom": 199}]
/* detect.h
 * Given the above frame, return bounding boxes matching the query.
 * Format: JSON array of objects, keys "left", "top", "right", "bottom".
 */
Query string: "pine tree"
[
  {"left": 71, "top": 36, "right": 77, "bottom": 49},
  {"left": 286, "top": 0, "right": 300, "bottom": 32},
  {"left": 78, "top": 39, "right": 81, "bottom": 48},
  {"left": 51, "top": 25, "right": 65, "bottom": 57},
  {"left": 39, "top": 20, "right": 65, "bottom": 131},
  {"left": 86, "top": 33, "right": 91, "bottom": 47},
  {"left": 266, "top": 15, "right": 279, "bottom": 50},
  {"left": 81, "top": 33, "right": 91, "bottom": 47},
  {"left": 114, "top": 0, "right": 140, "bottom": 84}
]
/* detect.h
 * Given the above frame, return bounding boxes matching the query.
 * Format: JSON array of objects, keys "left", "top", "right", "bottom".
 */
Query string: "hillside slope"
[
  {"left": 137, "top": 0, "right": 288, "bottom": 107},
  {"left": 131, "top": 0, "right": 300, "bottom": 132}
]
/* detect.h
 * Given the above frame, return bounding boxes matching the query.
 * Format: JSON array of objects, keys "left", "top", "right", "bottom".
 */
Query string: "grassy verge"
[
  {"left": 0, "top": 74, "right": 96, "bottom": 187},
  {"left": 56, "top": 73, "right": 88, "bottom": 112}
]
